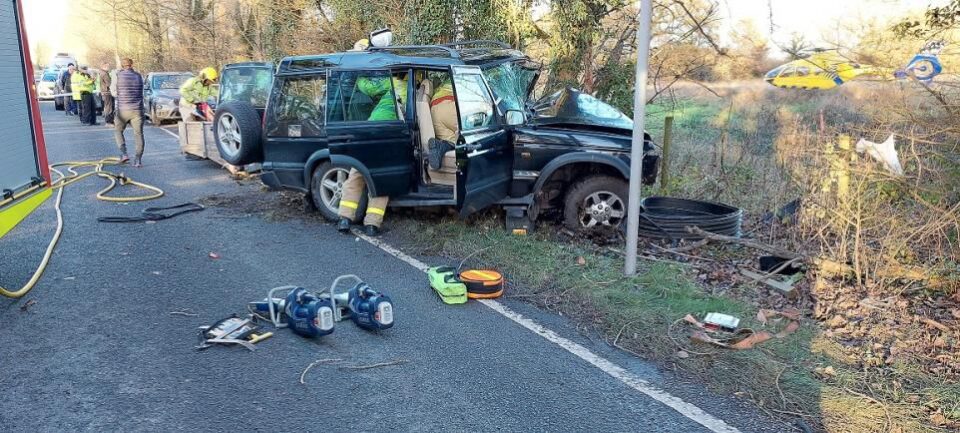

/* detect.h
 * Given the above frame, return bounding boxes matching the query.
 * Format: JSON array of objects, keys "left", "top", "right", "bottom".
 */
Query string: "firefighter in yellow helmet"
[{"left": 179, "top": 67, "right": 219, "bottom": 121}]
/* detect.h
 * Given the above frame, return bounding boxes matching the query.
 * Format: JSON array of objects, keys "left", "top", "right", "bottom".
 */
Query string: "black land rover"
[{"left": 213, "top": 41, "right": 659, "bottom": 232}]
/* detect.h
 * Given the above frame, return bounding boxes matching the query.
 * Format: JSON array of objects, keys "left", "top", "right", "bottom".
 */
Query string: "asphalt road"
[{"left": 0, "top": 103, "right": 787, "bottom": 432}]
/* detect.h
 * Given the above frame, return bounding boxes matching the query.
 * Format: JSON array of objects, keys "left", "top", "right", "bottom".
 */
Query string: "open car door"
[
  {"left": 327, "top": 69, "right": 413, "bottom": 197},
  {"left": 450, "top": 65, "right": 512, "bottom": 216}
]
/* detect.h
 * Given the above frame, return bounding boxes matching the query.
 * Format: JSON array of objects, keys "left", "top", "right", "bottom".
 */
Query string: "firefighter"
[
  {"left": 179, "top": 67, "right": 219, "bottom": 121},
  {"left": 337, "top": 72, "right": 408, "bottom": 236},
  {"left": 427, "top": 76, "right": 459, "bottom": 169},
  {"left": 72, "top": 66, "right": 97, "bottom": 126}
]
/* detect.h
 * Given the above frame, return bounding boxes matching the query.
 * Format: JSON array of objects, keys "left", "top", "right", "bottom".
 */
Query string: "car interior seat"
[{"left": 416, "top": 79, "right": 456, "bottom": 186}]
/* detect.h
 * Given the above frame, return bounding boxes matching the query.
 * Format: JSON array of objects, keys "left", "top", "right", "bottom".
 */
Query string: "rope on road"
[{"left": 1, "top": 158, "right": 165, "bottom": 299}]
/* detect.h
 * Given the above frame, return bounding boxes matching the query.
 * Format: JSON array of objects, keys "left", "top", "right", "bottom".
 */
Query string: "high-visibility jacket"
[
  {"left": 71, "top": 72, "right": 94, "bottom": 101},
  {"left": 357, "top": 76, "right": 407, "bottom": 121},
  {"left": 179, "top": 76, "right": 216, "bottom": 105}
]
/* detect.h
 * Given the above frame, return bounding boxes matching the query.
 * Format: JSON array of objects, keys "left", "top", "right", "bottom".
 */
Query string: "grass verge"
[{"left": 386, "top": 209, "right": 951, "bottom": 433}]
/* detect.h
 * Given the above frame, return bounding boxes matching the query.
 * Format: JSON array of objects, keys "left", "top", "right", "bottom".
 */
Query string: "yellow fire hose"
[{"left": 0, "top": 157, "right": 164, "bottom": 298}]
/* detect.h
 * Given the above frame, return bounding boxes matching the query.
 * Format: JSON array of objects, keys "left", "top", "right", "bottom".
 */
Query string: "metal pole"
[{"left": 625, "top": 0, "right": 654, "bottom": 276}]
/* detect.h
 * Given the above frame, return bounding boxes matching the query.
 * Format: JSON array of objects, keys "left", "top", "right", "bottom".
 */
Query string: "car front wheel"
[
  {"left": 310, "top": 161, "right": 356, "bottom": 222},
  {"left": 563, "top": 175, "right": 629, "bottom": 231}
]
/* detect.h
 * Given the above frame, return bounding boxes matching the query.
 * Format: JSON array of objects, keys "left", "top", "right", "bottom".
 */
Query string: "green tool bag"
[{"left": 427, "top": 266, "right": 468, "bottom": 305}]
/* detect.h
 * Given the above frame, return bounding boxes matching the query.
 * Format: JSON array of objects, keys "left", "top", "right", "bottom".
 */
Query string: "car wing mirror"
[{"left": 505, "top": 110, "right": 525, "bottom": 126}]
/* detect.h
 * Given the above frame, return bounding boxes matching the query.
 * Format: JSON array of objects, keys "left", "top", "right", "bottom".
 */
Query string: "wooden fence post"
[{"left": 660, "top": 115, "right": 674, "bottom": 189}]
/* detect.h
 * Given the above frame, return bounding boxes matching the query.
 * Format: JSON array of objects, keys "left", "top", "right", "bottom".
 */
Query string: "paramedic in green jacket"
[
  {"left": 179, "top": 67, "right": 219, "bottom": 121},
  {"left": 337, "top": 73, "right": 407, "bottom": 236}
]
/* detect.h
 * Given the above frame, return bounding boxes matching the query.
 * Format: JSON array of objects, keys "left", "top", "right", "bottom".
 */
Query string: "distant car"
[
  {"left": 37, "top": 69, "right": 58, "bottom": 100},
  {"left": 144, "top": 72, "right": 192, "bottom": 124}
]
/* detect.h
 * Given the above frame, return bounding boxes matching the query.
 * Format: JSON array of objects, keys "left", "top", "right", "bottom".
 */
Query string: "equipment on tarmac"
[
  {"left": 196, "top": 314, "right": 272, "bottom": 351},
  {"left": 329, "top": 274, "right": 394, "bottom": 331},
  {"left": 459, "top": 269, "right": 505, "bottom": 299},
  {"left": 427, "top": 267, "right": 468, "bottom": 304},
  {"left": 97, "top": 202, "right": 205, "bottom": 223},
  {"left": 1, "top": 158, "right": 164, "bottom": 299},
  {"left": 249, "top": 285, "right": 336, "bottom": 338}
]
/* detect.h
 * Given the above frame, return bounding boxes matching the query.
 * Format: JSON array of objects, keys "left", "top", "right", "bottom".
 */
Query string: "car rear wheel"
[
  {"left": 310, "top": 161, "right": 357, "bottom": 222},
  {"left": 214, "top": 102, "right": 263, "bottom": 165},
  {"left": 563, "top": 175, "right": 629, "bottom": 231}
]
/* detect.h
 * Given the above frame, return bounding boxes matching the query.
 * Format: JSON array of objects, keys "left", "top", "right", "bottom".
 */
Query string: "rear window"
[
  {"left": 220, "top": 68, "right": 273, "bottom": 107},
  {"left": 41, "top": 72, "right": 57, "bottom": 81}
]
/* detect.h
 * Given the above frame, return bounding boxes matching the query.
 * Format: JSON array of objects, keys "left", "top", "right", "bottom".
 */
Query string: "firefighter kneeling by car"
[{"left": 179, "top": 67, "right": 218, "bottom": 121}]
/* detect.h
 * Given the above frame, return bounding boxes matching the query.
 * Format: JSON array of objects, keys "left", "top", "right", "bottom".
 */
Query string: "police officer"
[{"left": 72, "top": 66, "right": 97, "bottom": 126}]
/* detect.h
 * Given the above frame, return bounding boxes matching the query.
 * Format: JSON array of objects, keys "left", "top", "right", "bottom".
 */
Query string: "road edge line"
[{"left": 353, "top": 231, "right": 742, "bottom": 433}]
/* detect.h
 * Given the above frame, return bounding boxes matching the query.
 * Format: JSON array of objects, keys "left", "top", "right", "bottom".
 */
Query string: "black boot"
[
  {"left": 337, "top": 218, "right": 351, "bottom": 233},
  {"left": 363, "top": 225, "right": 380, "bottom": 237}
]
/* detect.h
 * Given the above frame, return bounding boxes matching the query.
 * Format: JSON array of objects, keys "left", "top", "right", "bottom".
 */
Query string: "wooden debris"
[{"left": 739, "top": 268, "right": 797, "bottom": 297}]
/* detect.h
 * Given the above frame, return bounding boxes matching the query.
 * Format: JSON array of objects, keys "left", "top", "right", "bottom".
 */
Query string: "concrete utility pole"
[{"left": 624, "top": 0, "right": 654, "bottom": 276}]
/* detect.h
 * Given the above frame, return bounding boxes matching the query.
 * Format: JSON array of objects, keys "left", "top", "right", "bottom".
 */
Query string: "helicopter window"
[
  {"left": 764, "top": 66, "right": 784, "bottom": 80},
  {"left": 780, "top": 67, "right": 797, "bottom": 77},
  {"left": 796, "top": 67, "right": 810, "bottom": 77}
]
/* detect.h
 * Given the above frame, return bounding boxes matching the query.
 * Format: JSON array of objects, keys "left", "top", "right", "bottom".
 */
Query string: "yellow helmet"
[
  {"left": 352, "top": 38, "right": 370, "bottom": 51},
  {"left": 200, "top": 67, "right": 219, "bottom": 81}
]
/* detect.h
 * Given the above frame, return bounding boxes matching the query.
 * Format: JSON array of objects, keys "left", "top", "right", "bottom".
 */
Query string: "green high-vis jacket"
[{"left": 179, "top": 76, "right": 216, "bottom": 105}]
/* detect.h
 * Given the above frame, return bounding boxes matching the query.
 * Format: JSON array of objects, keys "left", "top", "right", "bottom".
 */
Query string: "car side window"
[
  {"left": 267, "top": 74, "right": 326, "bottom": 137},
  {"left": 452, "top": 72, "right": 497, "bottom": 132},
  {"left": 327, "top": 70, "right": 407, "bottom": 122}
]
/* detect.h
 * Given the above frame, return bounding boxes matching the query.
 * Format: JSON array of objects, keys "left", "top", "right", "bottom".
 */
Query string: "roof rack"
[
  {"left": 367, "top": 45, "right": 461, "bottom": 59},
  {"left": 442, "top": 40, "right": 511, "bottom": 50}
]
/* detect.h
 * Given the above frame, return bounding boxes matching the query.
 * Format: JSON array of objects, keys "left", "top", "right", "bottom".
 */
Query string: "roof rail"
[
  {"left": 367, "top": 45, "right": 461, "bottom": 59},
  {"left": 441, "top": 40, "right": 511, "bottom": 49}
]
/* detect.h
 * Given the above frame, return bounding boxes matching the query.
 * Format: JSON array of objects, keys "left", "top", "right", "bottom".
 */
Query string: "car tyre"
[
  {"left": 310, "top": 161, "right": 362, "bottom": 222},
  {"left": 54, "top": 97, "right": 64, "bottom": 111},
  {"left": 563, "top": 175, "right": 629, "bottom": 232},
  {"left": 214, "top": 102, "right": 263, "bottom": 165}
]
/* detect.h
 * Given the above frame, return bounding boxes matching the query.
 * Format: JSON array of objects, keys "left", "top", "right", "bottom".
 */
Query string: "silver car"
[{"left": 144, "top": 72, "right": 192, "bottom": 124}]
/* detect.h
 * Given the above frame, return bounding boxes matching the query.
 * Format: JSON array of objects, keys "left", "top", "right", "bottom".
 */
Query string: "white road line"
[
  {"left": 155, "top": 126, "right": 179, "bottom": 140},
  {"left": 353, "top": 231, "right": 742, "bottom": 433}
]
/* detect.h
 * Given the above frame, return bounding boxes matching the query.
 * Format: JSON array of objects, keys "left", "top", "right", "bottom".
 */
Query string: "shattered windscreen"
[
  {"left": 482, "top": 60, "right": 538, "bottom": 112},
  {"left": 531, "top": 87, "right": 633, "bottom": 130}
]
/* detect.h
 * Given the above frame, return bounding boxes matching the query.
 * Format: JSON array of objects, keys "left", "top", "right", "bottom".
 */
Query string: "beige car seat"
[{"left": 416, "top": 80, "right": 457, "bottom": 186}]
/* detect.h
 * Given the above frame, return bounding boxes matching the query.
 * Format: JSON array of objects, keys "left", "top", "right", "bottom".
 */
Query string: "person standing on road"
[
  {"left": 60, "top": 64, "right": 76, "bottom": 116},
  {"left": 114, "top": 58, "right": 146, "bottom": 167},
  {"left": 99, "top": 62, "right": 115, "bottom": 126},
  {"left": 179, "top": 67, "right": 219, "bottom": 122},
  {"left": 72, "top": 66, "right": 97, "bottom": 126}
]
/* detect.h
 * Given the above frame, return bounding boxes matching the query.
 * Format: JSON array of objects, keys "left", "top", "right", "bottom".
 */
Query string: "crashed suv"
[{"left": 213, "top": 41, "right": 659, "bottom": 231}]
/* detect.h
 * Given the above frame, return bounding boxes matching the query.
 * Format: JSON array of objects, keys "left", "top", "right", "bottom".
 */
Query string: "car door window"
[
  {"left": 267, "top": 74, "right": 326, "bottom": 137},
  {"left": 452, "top": 72, "right": 497, "bottom": 132},
  {"left": 327, "top": 70, "right": 407, "bottom": 122}
]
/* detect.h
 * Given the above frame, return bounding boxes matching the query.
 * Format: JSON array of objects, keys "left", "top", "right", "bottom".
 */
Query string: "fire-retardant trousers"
[{"left": 338, "top": 168, "right": 389, "bottom": 228}]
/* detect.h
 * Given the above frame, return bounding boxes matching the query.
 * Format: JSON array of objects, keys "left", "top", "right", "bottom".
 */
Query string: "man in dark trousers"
[
  {"left": 99, "top": 62, "right": 115, "bottom": 126},
  {"left": 72, "top": 66, "right": 97, "bottom": 126},
  {"left": 59, "top": 64, "right": 76, "bottom": 116},
  {"left": 114, "top": 58, "right": 146, "bottom": 167}
]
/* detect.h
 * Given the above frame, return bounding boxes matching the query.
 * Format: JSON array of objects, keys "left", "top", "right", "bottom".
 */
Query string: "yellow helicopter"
[
  {"left": 764, "top": 49, "right": 877, "bottom": 90},
  {"left": 764, "top": 43, "right": 945, "bottom": 90}
]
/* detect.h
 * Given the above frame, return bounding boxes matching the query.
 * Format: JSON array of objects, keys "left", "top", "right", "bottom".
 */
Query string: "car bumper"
[
  {"left": 37, "top": 88, "right": 55, "bottom": 100},
  {"left": 154, "top": 105, "right": 181, "bottom": 120}
]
